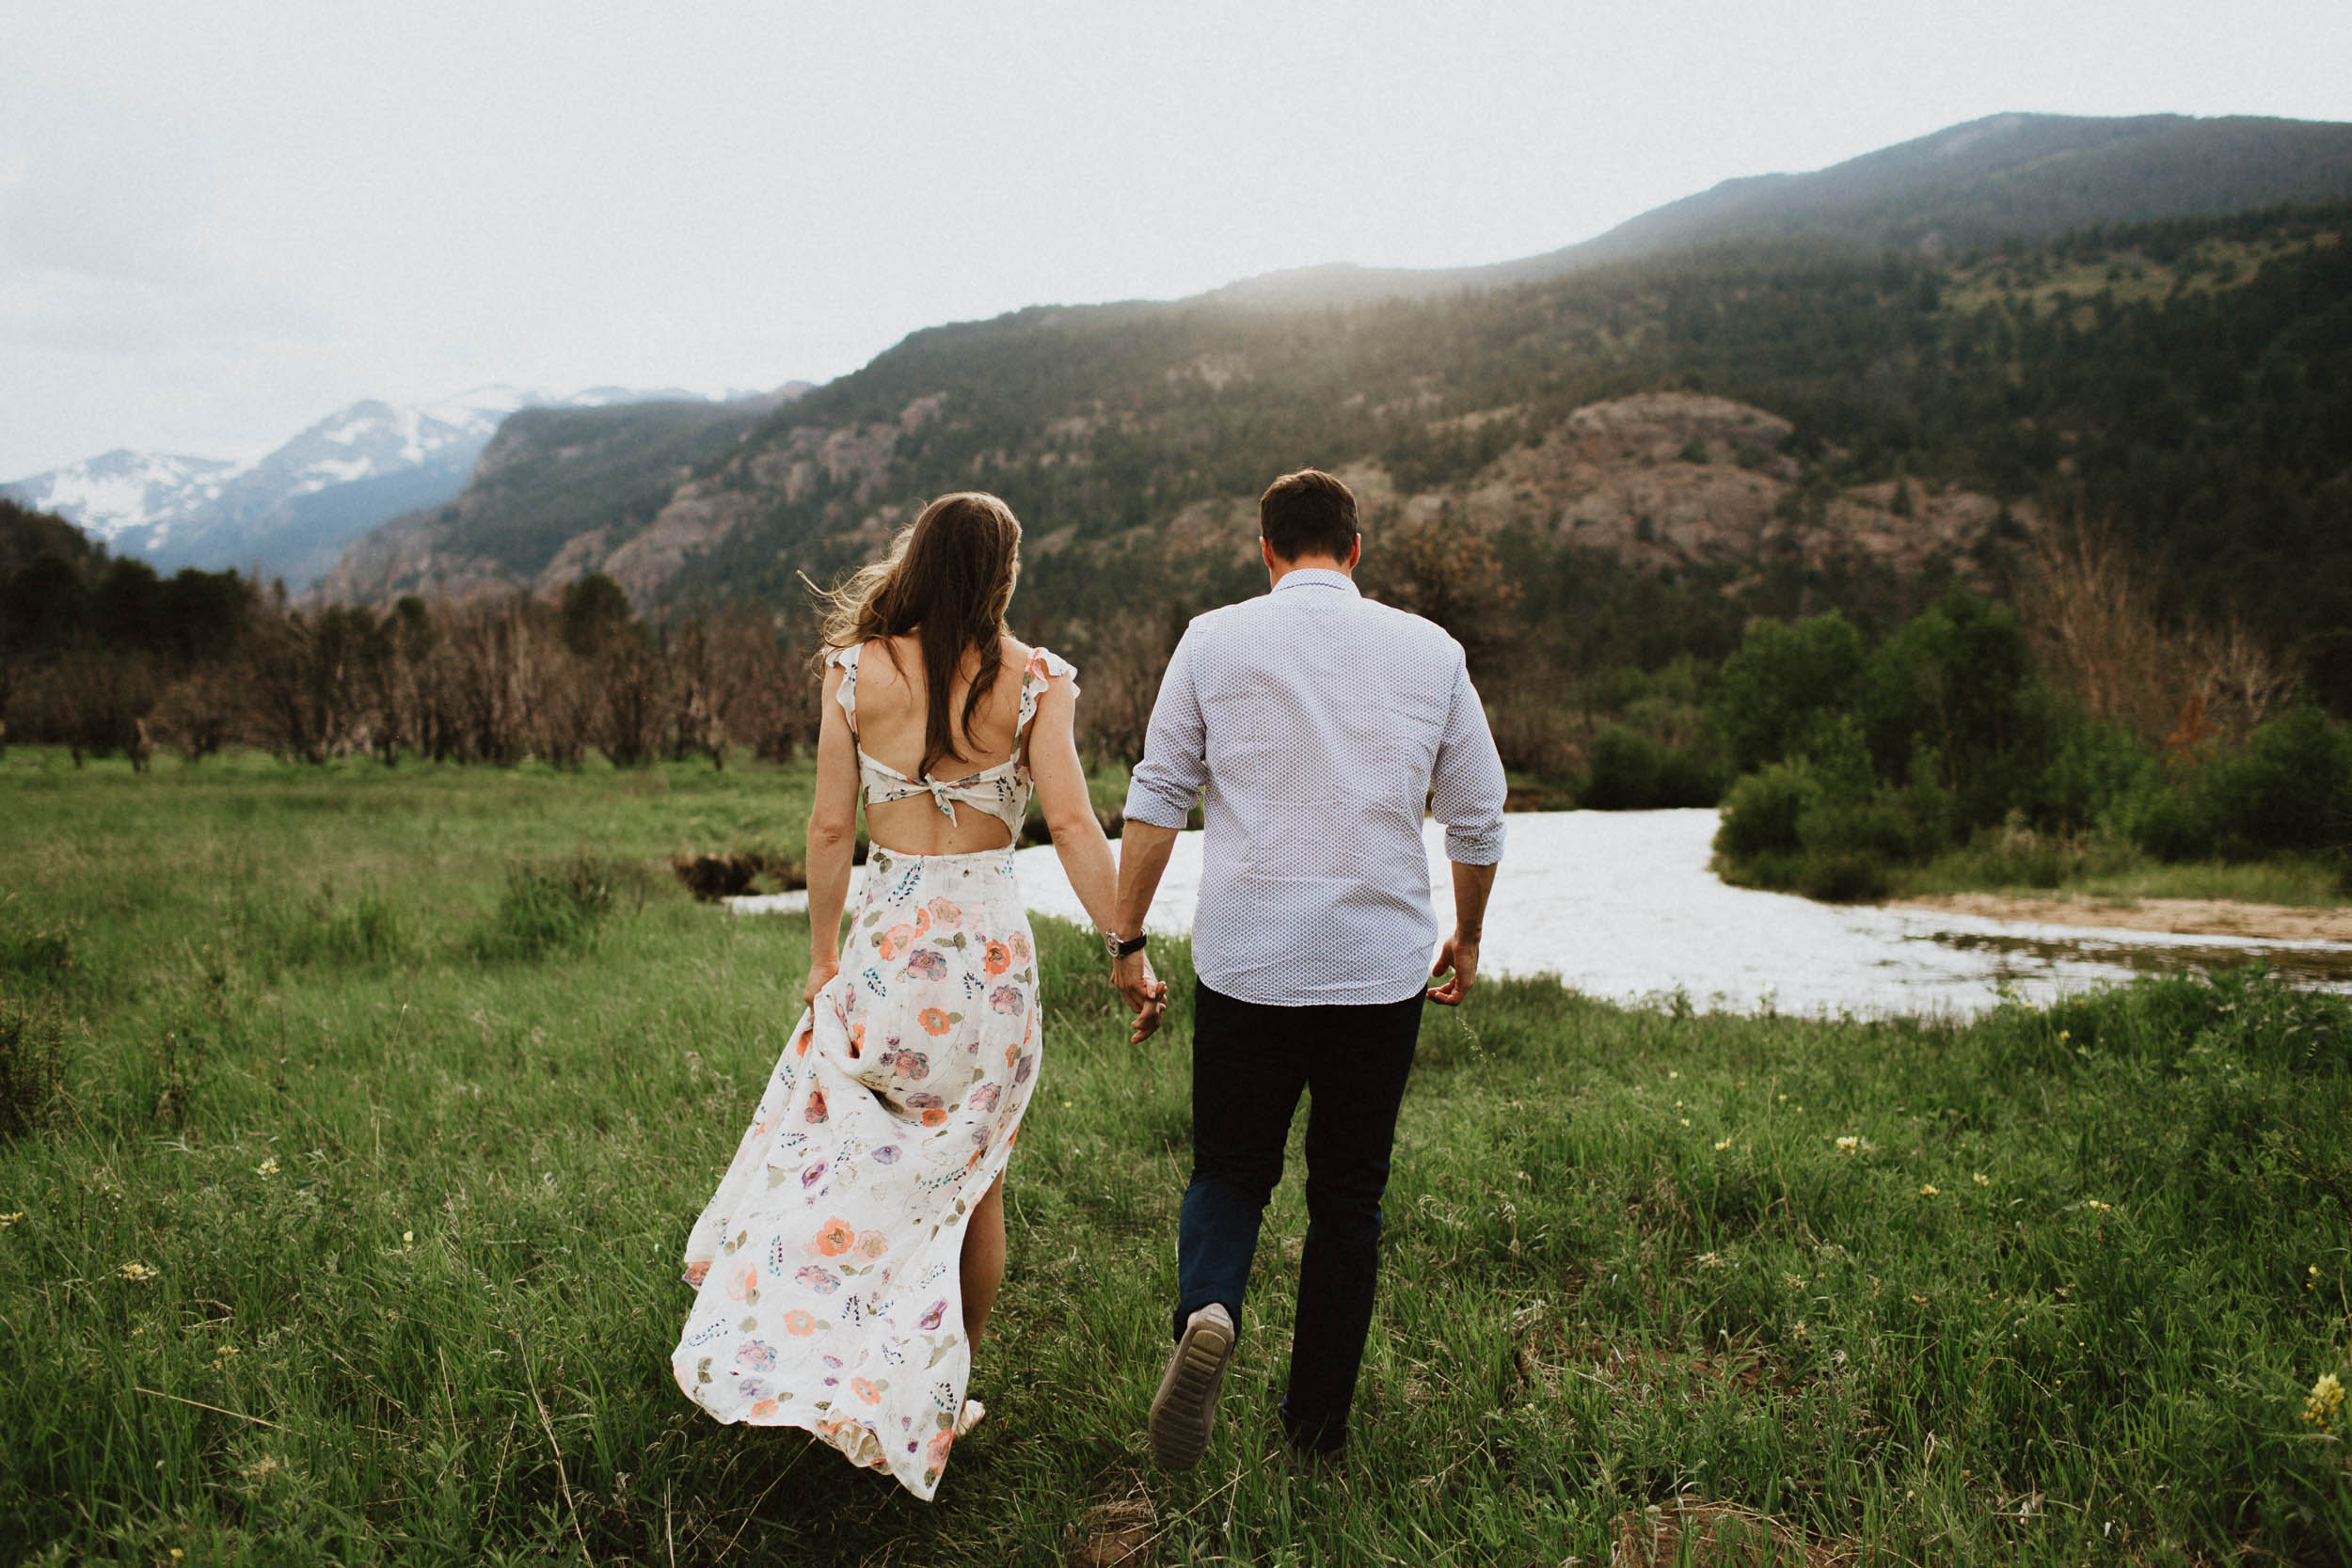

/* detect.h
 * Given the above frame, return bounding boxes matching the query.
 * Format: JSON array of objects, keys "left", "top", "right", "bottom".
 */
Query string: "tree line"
[{"left": 0, "top": 510, "right": 821, "bottom": 771}]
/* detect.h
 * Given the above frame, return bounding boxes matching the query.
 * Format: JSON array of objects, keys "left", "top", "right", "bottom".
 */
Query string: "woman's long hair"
[{"left": 814, "top": 492, "right": 1024, "bottom": 779}]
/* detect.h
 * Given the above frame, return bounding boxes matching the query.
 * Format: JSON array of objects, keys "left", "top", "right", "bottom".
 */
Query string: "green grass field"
[
  {"left": 1883, "top": 834, "right": 2348, "bottom": 911},
  {"left": 2, "top": 750, "right": 2348, "bottom": 1564}
]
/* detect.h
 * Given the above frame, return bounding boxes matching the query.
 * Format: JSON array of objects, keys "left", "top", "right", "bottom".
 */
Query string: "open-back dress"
[{"left": 672, "top": 643, "right": 1075, "bottom": 1498}]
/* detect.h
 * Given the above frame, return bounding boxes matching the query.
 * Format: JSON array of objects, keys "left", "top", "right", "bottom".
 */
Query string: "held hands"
[
  {"left": 1113, "top": 951, "right": 1169, "bottom": 1043},
  {"left": 1428, "top": 932, "right": 1479, "bottom": 1006},
  {"left": 802, "top": 954, "right": 841, "bottom": 1011}
]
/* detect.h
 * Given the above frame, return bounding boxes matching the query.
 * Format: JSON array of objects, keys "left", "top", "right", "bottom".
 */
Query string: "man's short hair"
[{"left": 1259, "top": 468, "right": 1359, "bottom": 563}]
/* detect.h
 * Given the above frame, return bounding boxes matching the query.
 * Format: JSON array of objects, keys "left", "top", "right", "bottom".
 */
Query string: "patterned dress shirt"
[{"left": 1123, "top": 567, "right": 1508, "bottom": 1006}]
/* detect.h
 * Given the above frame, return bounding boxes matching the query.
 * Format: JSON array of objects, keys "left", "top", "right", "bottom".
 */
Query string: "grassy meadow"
[
  {"left": 2, "top": 749, "right": 2349, "bottom": 1565},
  {"left": 1869, "top": 835, "right": 2351, "bottom": 911}
]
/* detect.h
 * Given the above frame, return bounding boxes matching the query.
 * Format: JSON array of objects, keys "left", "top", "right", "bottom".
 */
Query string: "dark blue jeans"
[{"left": 1174, "top": 981, "right": 1424, "bottom": 1454}]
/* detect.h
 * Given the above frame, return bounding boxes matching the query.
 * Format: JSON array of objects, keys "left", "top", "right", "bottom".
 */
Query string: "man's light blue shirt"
[{"left": 1123, "top": 568, "right": 1507, "bottom": 1006}]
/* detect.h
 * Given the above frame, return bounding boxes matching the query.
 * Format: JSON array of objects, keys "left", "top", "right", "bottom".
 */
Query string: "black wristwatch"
[{"left": 1104, "top": 928, "right": 1148, "bottom": 960}]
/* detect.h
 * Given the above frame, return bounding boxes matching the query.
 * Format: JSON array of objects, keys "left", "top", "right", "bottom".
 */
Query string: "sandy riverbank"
[{"left": 1894, "top": 892, "right": 2352, "bottom": 943}]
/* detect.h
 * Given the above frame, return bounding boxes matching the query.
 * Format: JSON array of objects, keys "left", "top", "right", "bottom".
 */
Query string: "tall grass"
[
  {"left": 1, "top": 749, "right": 2347, "bottom": 1563},
  {"left": 1888, "top": 819, "right": 2348, "bottom": 908}
]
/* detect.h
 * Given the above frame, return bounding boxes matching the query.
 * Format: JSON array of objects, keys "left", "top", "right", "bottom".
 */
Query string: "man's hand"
[
  {"left": 801, "top": 954, "right": 841, "bottom": 1011},
  {"left": 1114, "top": 950, "right": 1169, "bottom": 1042},
  {"left": 1427, "top": 934, "right": 1479, "bottom": 1006}
]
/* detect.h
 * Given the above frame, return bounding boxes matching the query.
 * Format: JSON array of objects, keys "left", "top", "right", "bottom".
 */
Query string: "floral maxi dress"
[{"left": 671, "top": 646, "right": 1072, "bottom": 1499}]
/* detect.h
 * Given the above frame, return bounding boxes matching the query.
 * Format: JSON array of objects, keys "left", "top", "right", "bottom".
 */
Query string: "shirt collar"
[{"left": 1270, "top": 567, "right": 1361, "bottom": 597}]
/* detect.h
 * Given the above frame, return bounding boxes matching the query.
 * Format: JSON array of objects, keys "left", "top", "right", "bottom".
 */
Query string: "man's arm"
[
  {"left": 1112, "top": 820, "right": 1179, "bottom": 1039},
  {"left": 1114, "top": 627, "right": 1206, "bottom": 1041},
  {"left": 1429, "top": 861, "right": 1495, "bottom": 1005},
  {"left": 1425, "top": 657, "right": 1507, "bottom": 1006},
  {"left": 1121, "top": 626, "right": 1207, "bottom": 835}
]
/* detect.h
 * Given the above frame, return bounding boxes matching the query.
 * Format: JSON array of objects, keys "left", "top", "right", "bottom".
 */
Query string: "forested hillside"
[
  {"left": 325, "top": 202, "right": 2350, "bottom": 704},
  {"left": 1214, "top": 111, "right": 2352, "bottom": 304}
]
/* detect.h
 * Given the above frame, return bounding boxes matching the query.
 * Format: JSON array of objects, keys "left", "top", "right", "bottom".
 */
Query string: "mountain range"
[
  {"left": 2, "top": 386, "right": 800, "bottom": 590},
  {"left": 22, "top": 110, "right": 2352, "bottom": 641},
  {"left": 299, "top": 110, "right": 2352, "bottom": 672},
  {"left": 1207, "top": 111, "right": 2352, "bottom": 305}
]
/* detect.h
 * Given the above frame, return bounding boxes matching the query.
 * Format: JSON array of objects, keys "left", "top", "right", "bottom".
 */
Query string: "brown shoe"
[{"left": 1148, "top": 1304, "right": 1236, "bottom": 1472}]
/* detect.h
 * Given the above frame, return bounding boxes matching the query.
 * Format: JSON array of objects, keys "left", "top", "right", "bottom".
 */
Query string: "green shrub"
[
  {"left": 2122, "top": 773, "right": 2217, "bottom": 862},
  {"left": 1796, "top": 794, "right": 1919, "bottom": 863},
  {"left": 1714, "top": 760, "right": 1817, "bottom": 860},
  {"left": 2030, "top": 705, "right": 2147, "bottom": 831},
  {"left": 0, "top": 1001, "right": 67, "bottom": 1141},
  {"left": 2201, "top": 705, "right": 2352, "bottom": 857},
  {"left": 1798, "top": 850, "right": 1890, "bottom": 901},
  {"left": 1581, "top": 725, "right": 1726, "bottom": 810},
  {"left": 1949, "top": 812, "right": 2083, "bottom": 888},
  {"left": 0, "top": 926, "right": 72, "bottom": 990},
  {"left": 469, "top": 854, "right": 619, "bottom": 962},
  {"left": 2123, "top": 706, "right": 2352, "bottom": 863},
  {"left": 1711, "top": 613, "right": 1866, "bottom": 772},
  {"left": 276, "top": 893, "right": 418, "bottom": 970}
]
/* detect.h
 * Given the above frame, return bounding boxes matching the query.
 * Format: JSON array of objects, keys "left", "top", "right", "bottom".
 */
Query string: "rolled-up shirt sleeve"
[
  {"left": 1430, "top": 657, "right": 1507, "bottom": 863},
  {"left": 1122, "top": 625, "right": 1209, "bottom": 831}
]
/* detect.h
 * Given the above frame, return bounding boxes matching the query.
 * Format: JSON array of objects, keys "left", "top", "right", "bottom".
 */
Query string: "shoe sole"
[{"left": 1148, "top": 1310, "right": 1234, "bottom": 1472}]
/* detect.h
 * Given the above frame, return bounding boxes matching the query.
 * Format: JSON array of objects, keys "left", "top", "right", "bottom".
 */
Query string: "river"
[{"left": 737, "top": 810, "right": 2350, "bottom": 1019}]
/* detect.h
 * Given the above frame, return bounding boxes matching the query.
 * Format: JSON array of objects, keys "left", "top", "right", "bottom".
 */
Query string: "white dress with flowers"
[{"left": 672, "top": 646, "right": 1073, "bottom": 1499}]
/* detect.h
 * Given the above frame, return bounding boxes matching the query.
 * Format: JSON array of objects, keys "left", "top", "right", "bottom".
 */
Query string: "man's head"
[{"left": 1259, "top": 468, "right": 1360, "bottom": 576}]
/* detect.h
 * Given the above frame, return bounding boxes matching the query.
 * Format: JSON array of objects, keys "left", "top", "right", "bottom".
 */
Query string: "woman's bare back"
[{"left": 855, "top": 633, "right": 1036, "bottom": 854}]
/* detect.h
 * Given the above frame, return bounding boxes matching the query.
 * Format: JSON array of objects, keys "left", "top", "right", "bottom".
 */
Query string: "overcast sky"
[{"left": 4, "top": 0, "right": 2347, "bottom": 478}]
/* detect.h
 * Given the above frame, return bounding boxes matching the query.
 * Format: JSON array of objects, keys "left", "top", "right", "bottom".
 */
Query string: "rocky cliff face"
[
  {"left": 315, "top": 387, "right": 2020, "bottom": 613},
  {"left": 307, "top": 390, "right": 804, "bottom": 605}
]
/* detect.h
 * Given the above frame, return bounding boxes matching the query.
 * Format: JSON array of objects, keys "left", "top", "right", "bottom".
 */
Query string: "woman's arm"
[
  {"left": 1026, "top": 672, "right": 1120, "bottom": 935},
  {"left": 803, "top": 663, "right": 861, "bottom": 1006}
]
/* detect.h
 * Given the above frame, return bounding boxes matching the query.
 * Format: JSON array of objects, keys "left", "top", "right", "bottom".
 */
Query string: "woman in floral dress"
[{"left": 672, "top": 492, "right": 1156, "bottom": 1498}]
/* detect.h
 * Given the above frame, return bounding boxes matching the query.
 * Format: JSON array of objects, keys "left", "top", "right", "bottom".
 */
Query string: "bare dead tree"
[
  {"left": 2022, "top": 522, "right": 2293, "bottom": 748},
  {"left": 1071, "top": 607, "right": 1183, "bottom": 770},
  {"left": 1359, "top": 510, "right": 1523, "bottom": 677}
]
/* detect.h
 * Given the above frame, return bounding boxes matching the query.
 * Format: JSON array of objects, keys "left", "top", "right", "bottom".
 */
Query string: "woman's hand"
[
  {"left": 1114, "top": 951, "right": 1168, "bottom": 1042},
  {"left": 802, "top": 954, "right": 842, "bottom": 1011}
]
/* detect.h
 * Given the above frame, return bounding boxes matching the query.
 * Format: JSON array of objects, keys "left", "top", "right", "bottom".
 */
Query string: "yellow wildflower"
[
  {"left": 2305, "top": 1371, "right": 2345, "bottom": 1433},
  {"left": 1678, "top": 1118, "right": 1691, "bottom": 1128},
  {"left": 1920, "top": 1184, "right": 1940, "bottom": 1196},
  {"left": 254, "top": 1157, "right": 278, "bottom": 1178},
  {"left": 1835, "top": 1135, "right": 1860, "bottom": 1153},
  {"left": 116, "top": 1261, "right": 157, "bottom": 1283},
  {"left": 1972, "top": 1172, "right": 1990, "bottom": 1186},
  {"left": 1713, "top": 1138, "right": 1733, "bottom": 1151},
  {"left": 0, "top": 1212, "right": 23, "bottom": 1227},
  {"left": 402, "top": 1230, "right": 414, "bottom": 1244}
]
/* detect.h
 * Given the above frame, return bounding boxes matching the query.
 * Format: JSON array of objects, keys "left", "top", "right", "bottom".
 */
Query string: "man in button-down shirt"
[{"left": 1110, "top": 467, "right": 1507, "bottom": 1470}]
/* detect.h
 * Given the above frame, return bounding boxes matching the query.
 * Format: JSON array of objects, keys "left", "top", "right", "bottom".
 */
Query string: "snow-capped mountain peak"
[
  {"left": 3, "top": 385, "right": 730, "bottom": 587},
  {"left": 3, "top": 449, "right": 252, "bottom": 546}
]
